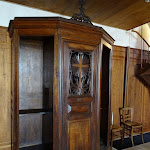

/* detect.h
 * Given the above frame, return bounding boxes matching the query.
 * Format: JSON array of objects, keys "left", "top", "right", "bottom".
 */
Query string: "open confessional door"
[
  {"left": 100, "top": 40, "right": 112, "bottom": 149},
  {"left": 12, "top": 36, "right": 54, "bottom": 150}
]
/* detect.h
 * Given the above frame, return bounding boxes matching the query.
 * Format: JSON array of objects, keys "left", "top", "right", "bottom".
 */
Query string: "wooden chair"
[
  {"left": 119, "top": 107, "right": 144, "bottom": 146},
  {"left": 110, "top": 112, "right": 124, "bottom": 148}
]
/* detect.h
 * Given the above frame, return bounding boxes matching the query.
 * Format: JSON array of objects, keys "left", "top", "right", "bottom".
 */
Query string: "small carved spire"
[{"left": 71, "top": 0, "right": 93, "bottom": 25}]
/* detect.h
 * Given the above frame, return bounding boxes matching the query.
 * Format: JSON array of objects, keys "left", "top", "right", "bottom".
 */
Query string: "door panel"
[
  {"left": 68, "top": 119, "right": 90, "bottom": 150},
  {"left": 62, "top": 40, "right": 100, "bottom": 150}
]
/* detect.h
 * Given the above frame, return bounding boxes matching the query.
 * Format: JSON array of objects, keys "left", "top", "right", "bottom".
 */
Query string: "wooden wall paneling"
[
  {"left": 142, "top": 51, "right": 150, "bottom": 132},
  {"left": 111, "top": 46, "right": 150, "bottom": 134},
  {"left": 141, "top": 51, "right": 150, "bottom": 132},
  {"left": 143, "top": 87, "right": 150, "bottom": 132},
  {"left": 125, "top": 48, "right": 150, "bottom": 132},
  {"left": 0, "top": 27, "right": 11, "bottom": 150},
  {"left": 126, "top": 48, "right": 144, "bottom": 124},
  {"left": 111, "top": 46, "right": 125, "bottom": 126}
]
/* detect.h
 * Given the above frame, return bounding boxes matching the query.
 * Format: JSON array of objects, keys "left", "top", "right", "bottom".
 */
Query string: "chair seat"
[
  {"left": 112, "top": 125, "right": 123, "bottom": 132},
  {"left": 124, "top": 121, "right": 142, "bottom": 127}
]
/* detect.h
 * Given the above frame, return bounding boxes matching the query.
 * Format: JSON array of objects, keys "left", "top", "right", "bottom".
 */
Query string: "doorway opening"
[
  {"left": 100, "top": 45, "right": 111, "bottom": 149},
  {"left": 18, "top": 36, "right": 54, "bottom": 150}
]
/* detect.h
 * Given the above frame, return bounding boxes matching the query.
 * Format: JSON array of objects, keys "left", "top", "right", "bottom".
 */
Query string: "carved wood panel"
[
  {"left": 62, "top": 40, "right": 100, "bottom": 150},
  {"left": 69, "top": 50, "right": 91, "bottom": 96},
  {"left": 68, "top": 119, "right": 90, "bottom": 150}
]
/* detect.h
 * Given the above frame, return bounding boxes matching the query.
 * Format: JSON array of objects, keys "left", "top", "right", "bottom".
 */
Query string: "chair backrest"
[{"left": 119, "top": 107, "right": 132, "bottom": 124}]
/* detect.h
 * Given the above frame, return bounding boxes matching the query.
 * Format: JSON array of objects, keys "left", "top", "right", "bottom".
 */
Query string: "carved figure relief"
[{"left": 69, "top": 50, "right": 91, "bottom": 96}]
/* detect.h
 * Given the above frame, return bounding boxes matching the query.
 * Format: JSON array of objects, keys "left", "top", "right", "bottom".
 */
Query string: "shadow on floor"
[{"left": 113, "top": 132, "right": 150, "bottom": 150}]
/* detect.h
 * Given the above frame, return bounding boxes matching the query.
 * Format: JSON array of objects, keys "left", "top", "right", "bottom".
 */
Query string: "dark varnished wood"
[
  {"left": 100, "top": 40, "right": 113, "bottom": 149},
  {"left": 8, "top": 17, "right": 114, "bottom": 45},
  {"left": 9, "top": 17, "right": 114, "bottom": 150},
  {"left": 12, "top": 29, "right": 20, "bottom": 150},
  {"left": 62, "top": 40, "right": 98, "bottom": 150},
  {"left": 100, "top": 45, "right": 111, "bottom": 147}
]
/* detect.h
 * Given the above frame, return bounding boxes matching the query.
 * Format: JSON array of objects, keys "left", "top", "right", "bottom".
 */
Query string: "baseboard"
[{"left": 0, "top": 144, "right": 11, "bottom": 150}]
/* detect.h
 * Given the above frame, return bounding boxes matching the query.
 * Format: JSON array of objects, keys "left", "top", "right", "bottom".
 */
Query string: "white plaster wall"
[{"left": 0, "top": 1, "right": 150, "bottom": 50}]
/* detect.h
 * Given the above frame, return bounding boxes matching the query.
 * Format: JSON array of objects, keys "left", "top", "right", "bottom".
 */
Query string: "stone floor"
[
  {"left": 106, "top": 141, "right": 150, "bottom": 150},
  {"left": 100, "top": 140, "right": 107, "bottom": 150},
  {"left": 122, "top": 142, "right": 150, "bottom": 150}
]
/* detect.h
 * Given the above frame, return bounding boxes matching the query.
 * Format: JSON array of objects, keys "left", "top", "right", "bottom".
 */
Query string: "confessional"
[{"left": 8, "top": 17, "right": 114, "bottom": 150}]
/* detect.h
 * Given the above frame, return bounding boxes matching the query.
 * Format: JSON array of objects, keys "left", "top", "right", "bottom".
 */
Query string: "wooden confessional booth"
[{"left": 8, "top": 17, "right": 114, "bottom": 150}]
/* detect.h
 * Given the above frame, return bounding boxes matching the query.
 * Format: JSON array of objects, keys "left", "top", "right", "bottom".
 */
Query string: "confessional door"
[{"left": 61, "top": 40, "right": 101, "bottom": 150}]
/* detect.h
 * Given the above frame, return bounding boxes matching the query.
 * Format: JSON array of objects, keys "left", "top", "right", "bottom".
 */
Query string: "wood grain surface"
[
  {"left": 112, "top": 45, "right": 150, "bottom": 133},
  {"left": 111, "top": 46, "right": 125, "bottom": 126},
  {"left": 3, "top": 0, "right": 150, "bottom": 30},
  {"left": 0, "top": 26, "right": 11, "bottom": 150},
  {"left": 126, "top": 48, "right": 150, "bottom": 132}
]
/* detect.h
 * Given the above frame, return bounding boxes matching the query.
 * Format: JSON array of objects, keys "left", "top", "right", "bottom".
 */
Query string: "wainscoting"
[
  {"left": 112, "top": 45, "right": 150, "bottom": 132},
  {"left": 0, "top": 26, "right": 11, "bottom": 150}
]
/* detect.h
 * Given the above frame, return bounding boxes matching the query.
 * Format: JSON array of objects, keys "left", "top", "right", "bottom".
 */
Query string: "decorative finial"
[{"left": 71, "top": 0, "right": 93, "bottom": 25}]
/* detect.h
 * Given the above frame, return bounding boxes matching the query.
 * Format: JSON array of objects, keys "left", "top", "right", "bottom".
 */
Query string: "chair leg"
[
  {"left": 111, "top": 139, "right": 113, "bottom": 148},
  {"left": 141, "top": 126, "right": 144, "bottom": 144},
  {"left": 131, "top": 128, "right": 134, "bottom": 146},
  {"left": 121, "top": 127, "right": 125, "bottom": 144},
  {"left": 111, "top": 131, "right": 113, "bottom": 148}
]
